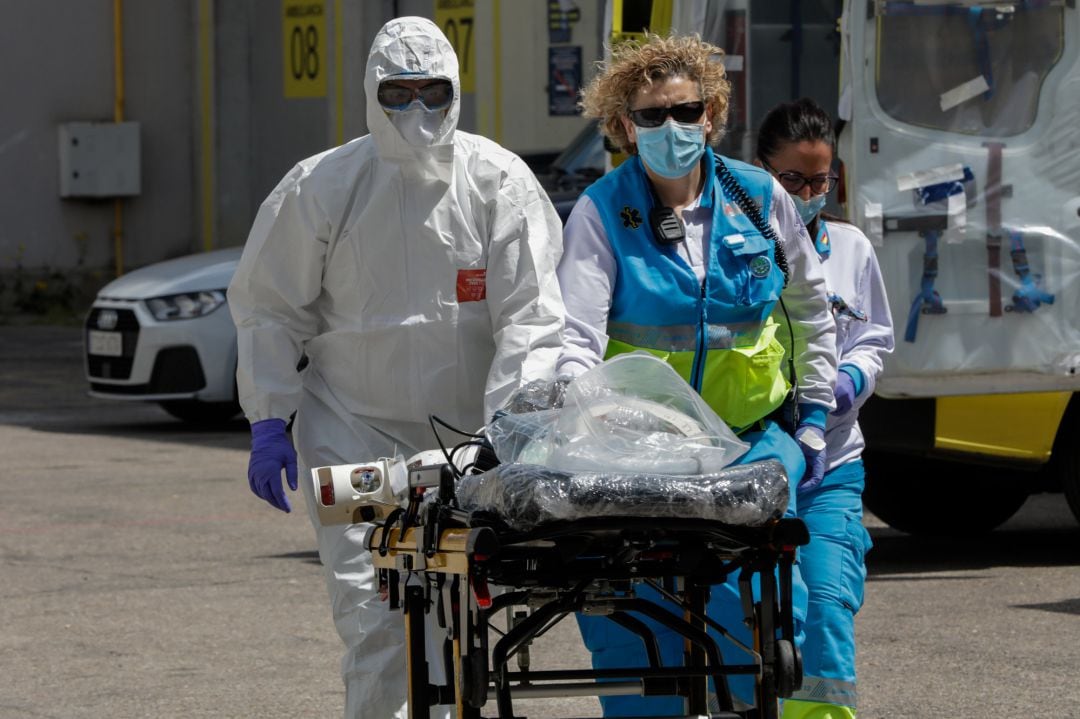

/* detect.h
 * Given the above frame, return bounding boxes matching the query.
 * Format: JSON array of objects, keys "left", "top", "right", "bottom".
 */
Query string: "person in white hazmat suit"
[{"left": 227, "top": 16, "right": 566, "bottom": 718}]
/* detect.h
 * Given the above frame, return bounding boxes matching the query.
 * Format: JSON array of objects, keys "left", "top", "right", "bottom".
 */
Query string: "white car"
[{"left": 83, "top": 246, "right": 243, "bottom": 423}]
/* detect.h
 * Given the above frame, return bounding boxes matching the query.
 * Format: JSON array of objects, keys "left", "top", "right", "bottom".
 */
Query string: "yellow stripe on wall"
[
  {"left": 199, "top": 0, "right": 215, "bottom": 252},
  {"left": 334, "top": 0, "right": 344, "bottom": 146},
  {"left": 493, "top": 0, "right": 502, "bottom": 144}
]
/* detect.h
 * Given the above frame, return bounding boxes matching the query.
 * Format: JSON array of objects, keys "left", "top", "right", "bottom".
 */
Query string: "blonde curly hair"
[{"left": 581, "top": 33, "right": 730, "bottom": 155}]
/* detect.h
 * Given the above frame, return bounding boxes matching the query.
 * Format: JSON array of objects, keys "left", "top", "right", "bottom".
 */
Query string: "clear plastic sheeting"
[
  {"left": 873, "top": 0, "right": 1067, "bottom": 137},
  {"left": 455, "top": 460, "right": 790, "bottom": 531},
  {"left": 838, "top": 1, "right": 1080, "bottom": 396},
  {"left": 487, "top": 353, "right": 750, "bottom": 474},
  {"left": 499, "top": 376, "right": 572, "bottom": 415},
  {"left": 486, "top": 409, "right": 563, "bottom": 465}
]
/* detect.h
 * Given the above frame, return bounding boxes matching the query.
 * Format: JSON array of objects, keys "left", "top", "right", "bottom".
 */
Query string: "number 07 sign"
[
  {"left": 283, "top": 0, "right": 327, "bottom": 98},
  {"left": 435, "top": 0, "right": 475, "bottom": 93}
]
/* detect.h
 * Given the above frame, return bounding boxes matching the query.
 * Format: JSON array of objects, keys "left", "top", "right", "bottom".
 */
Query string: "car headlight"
[{"left": 145, "top": 290, "right": 227, "bottom": 321}]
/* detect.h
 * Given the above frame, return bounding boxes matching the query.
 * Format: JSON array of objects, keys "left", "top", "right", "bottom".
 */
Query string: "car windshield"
[{"left": 874, "top": 0, "right": 1066, "bottom": 137}]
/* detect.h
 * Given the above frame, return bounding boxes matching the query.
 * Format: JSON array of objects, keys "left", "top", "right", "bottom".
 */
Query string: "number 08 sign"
[{"left": 283, "top": 0, "right": 327, "bottom": 98}]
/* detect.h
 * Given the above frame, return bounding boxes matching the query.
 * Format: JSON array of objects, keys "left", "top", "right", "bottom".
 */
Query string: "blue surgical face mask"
[
  {"left": 635, "top": 119, "right": 706, "bottom": 179},
  {"left": 791, "top": 193, "right": 827, "bottom": 225}
]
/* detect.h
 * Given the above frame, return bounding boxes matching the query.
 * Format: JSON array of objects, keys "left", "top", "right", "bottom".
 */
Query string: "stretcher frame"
[{"left": 362, "top": 506, "right": 808, "bottom": 719}]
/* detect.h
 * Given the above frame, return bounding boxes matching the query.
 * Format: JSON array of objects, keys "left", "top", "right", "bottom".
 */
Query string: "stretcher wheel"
[
  {"left": 791, "top": 640, "right": 803, "bottom": 692},
  {"left": 774, "top": 639, "right": 798, "bottom": 699}
]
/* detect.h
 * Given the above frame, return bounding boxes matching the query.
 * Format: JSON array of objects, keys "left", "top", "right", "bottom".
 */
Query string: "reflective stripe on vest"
[
  {"left": 786, "top": 675, "right": 859, "bottom": 711},
  {"left": 608, "top": 319, "right": 767, "bottom": 351}
]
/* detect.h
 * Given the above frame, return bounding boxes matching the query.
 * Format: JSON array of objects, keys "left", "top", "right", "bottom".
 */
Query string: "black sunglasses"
[
  {"left": 377, "top": 79, "right": 454, "bottom": 111},
  {"left": 628, "top": 101, "right": 706, "bottom": 128},
  {"left": 761, "top": 158, "right": 839, "bottom": 195}
]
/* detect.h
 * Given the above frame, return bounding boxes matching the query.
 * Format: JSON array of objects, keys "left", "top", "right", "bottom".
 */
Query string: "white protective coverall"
[{"left": 228, "top": 16, "right": 565, "bottom": 718}]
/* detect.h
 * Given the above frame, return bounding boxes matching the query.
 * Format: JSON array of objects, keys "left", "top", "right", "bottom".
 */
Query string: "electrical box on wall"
[{"left": 58, "top": 121, "right": 141, "bottom": 198}]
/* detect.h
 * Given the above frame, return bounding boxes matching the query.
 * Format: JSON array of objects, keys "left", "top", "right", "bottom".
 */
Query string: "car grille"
[
  {"left": 149, "top": 346, "right": 207, "bottom": 393},
  {"left": 90, "top": 346, "right": 207, "bottom": 395},
  {"left": 85, "top": 308, "right": 139, "bottom": 379}
]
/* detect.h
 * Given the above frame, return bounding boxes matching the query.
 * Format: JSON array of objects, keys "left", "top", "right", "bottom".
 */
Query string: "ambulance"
[{"left": 837, "top": 0, "right": 1080, "bottom": 533}]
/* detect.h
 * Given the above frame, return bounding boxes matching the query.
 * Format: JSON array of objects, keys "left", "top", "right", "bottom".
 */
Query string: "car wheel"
[
  {"left": 158, "top": 399, "right": 242, "bottom": 424},
  {"left": 862, "top": 451, "right": 1030, "bottom": 536},
  {"left": 1046, "top": 400, "right": 1080, "bottom": 526},
  {"left": 1059, "top": 445, "right": 1080, "bottom": 527}
]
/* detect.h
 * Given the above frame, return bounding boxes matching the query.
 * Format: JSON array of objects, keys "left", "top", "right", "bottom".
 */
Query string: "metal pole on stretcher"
[{"left": 363, "top": 524, "right": 496, "bottom": 719}]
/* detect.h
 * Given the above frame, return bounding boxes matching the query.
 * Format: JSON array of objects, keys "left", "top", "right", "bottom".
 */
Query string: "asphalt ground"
[{"left": 2, "top": 325, "right": 1079, "bottom": 718}]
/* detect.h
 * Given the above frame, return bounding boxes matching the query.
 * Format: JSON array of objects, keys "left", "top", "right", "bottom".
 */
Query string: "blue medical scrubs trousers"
[
  {"left": 782, "top": 459, "right": 872, "bottom": 719},
  {"left": 575, "top": 421, "right": 810, "bottom": 717}
]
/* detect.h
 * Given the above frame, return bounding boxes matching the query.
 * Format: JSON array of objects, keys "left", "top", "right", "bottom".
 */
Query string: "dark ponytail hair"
[{"left": 756, "top": 97, "right": 836, "bottom": 164}]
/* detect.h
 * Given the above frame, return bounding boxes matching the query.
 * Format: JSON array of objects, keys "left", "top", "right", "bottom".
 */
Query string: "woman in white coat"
[{"left": 756, "top": 97, "right": 895, "bottom": 719}]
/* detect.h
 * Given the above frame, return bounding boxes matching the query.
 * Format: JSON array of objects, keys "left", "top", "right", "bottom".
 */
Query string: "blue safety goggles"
[{"left": 377, "top": 79, "right": 454, "bottom": 112}]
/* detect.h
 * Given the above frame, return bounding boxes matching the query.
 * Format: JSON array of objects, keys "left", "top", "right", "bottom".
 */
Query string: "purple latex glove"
[
  {"left": 832, "top": 371, "right": 858, "bottom": 416},
  {"left": 794, "top": 424, "right": 826, "bottom": 494},
  {"left": 248, "top": 418, "right": 298, "bottom": 512}
]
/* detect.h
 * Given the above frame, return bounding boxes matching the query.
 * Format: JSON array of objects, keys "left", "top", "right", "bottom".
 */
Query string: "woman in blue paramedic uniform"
[
  {"left": 756, "top": 98, "right": 895, "bottom": 719},
  {"left": 555, "top": 34, "right": 838, "bottom": 716}
]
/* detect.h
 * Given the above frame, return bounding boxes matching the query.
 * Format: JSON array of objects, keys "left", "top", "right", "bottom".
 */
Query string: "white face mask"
[{"left": 388, "top": 100, "right": 446, "bottom": 147}]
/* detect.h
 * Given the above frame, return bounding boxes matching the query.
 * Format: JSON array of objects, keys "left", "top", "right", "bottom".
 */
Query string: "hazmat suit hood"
[
  {"left": 232, "top": 9, "right": 567, "bottom": 449},
  {"left": 365, "top": 16, "right": 460, "bottom": 170}
]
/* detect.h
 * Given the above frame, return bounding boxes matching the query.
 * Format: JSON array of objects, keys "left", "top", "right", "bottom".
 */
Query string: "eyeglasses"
[
  {"left": 377, "top": 80, "right": 454, "bottom": 111},
  {"left": 761, "top": 158, "right": 839, "bottom": 195},
  {"left": 628, "top": 101, "right": 706, "bottom": 128}
]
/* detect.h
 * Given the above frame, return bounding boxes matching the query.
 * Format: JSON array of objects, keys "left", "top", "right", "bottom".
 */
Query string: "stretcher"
[{"left": 357, "top": 457, "right": 809, "bottom": 719}]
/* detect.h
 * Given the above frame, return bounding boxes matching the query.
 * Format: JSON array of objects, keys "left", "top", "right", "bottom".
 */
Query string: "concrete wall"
[
  {"left": 0, "top": 0, "right": 841, "bottom": 299},
  {"left": 215, "top": 0, "right": 333, "bottom": 250},
  {"left": 0, "top": 0, "right": 195, "bottom": 273},
  {"left": 487, "top": 0, "right": 605, "bottom": 156},
  {"left": 0, "top": 0, "right": 602, "bottom": 276}
]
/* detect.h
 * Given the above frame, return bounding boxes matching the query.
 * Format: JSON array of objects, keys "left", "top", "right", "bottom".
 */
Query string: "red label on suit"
[{"left": 456, "top": 268, "right": 487, "bottom": 302}]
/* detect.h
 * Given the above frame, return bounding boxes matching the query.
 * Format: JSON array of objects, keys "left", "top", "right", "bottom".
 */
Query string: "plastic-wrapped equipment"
[
  {"left": 457, "top": 354, "right": 776, "bottom": 530},
  {"left": 487, "top": 353, "right": 750, "bottom": 474},
  {"left": 455, "top": 460, "right": 789, "bottom": 531}
]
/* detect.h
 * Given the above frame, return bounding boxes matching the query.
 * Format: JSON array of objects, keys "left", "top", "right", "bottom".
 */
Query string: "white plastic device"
[
  {"left": 310, "top": 457, "right": 409, "bottom": 526},
  {"left": 310, "top": 449, "right": 466, "bottom": 526}
]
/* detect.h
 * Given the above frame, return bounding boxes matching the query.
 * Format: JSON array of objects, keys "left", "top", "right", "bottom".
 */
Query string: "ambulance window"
[{"left": 875, "top": 3, "right": 1065, "bottom": 137}]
